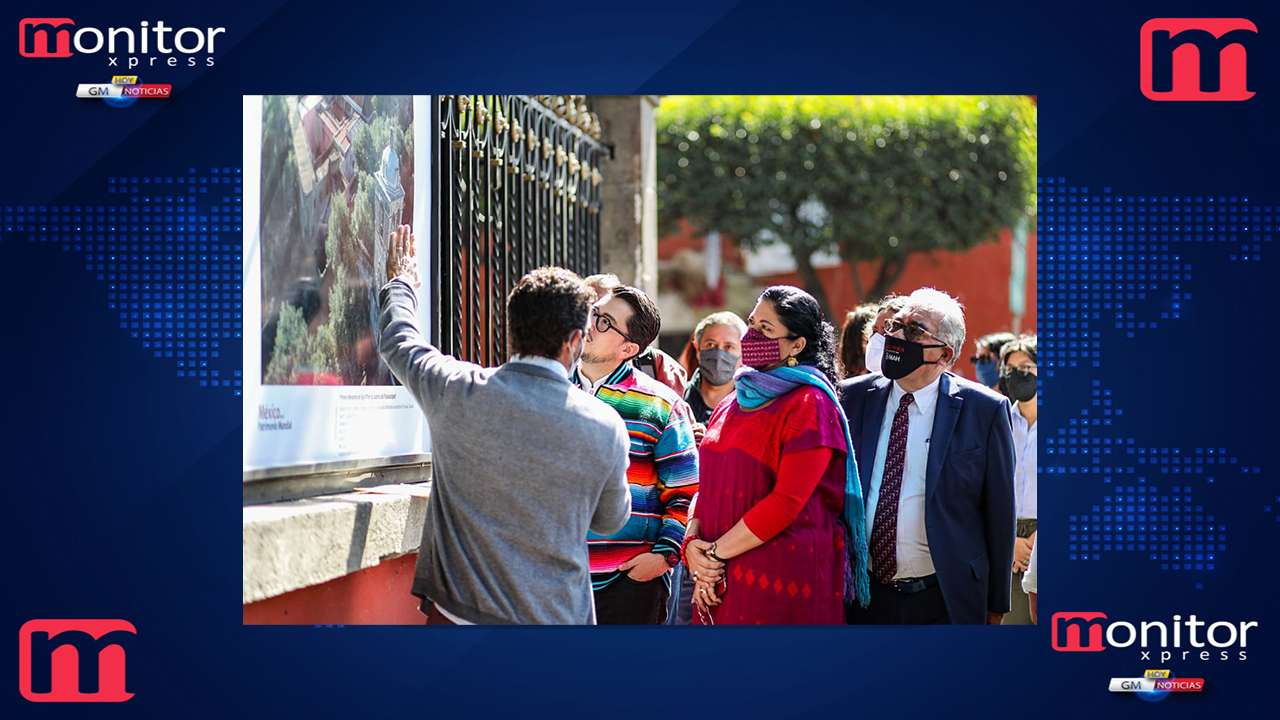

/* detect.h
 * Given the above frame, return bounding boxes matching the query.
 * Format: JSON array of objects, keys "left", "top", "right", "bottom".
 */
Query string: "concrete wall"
[
  {"left": 595, "top": 95, "right": 659, "bottom": 296},
  {"left": 243, "top": 483, "right": 429, "bottom": 608},
  {"left": 243, "top": 553, "right": 423, "bottom": 625}
]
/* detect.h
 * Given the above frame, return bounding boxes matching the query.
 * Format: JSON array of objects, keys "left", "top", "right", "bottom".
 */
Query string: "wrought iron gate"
[{"left": 435, "top": 95, "right": 609, "bottom": 367}]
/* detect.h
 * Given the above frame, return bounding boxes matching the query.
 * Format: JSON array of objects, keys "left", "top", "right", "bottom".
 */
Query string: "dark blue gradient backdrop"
[{"left": 3, "top": 1, "right": 1277, "bottom": 717}]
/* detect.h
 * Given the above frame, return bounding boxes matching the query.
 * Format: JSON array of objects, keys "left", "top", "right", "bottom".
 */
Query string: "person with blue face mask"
[{"left": 969, "top": 331, "right": 1016, "bottom": 390}]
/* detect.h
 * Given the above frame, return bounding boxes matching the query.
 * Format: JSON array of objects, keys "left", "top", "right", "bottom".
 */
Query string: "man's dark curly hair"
[{"left": 507, "top": 267, "right": 594, "bottom": 359}]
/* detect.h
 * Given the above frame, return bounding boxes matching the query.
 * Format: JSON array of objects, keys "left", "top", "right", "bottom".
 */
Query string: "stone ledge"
[{"left": 243, "top": 483, "right": 430, "bottom": 604}]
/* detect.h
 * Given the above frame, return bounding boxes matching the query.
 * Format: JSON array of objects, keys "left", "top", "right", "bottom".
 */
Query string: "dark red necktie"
[{"left": 870, "top": 392, "right": 914, "bottom": 584}]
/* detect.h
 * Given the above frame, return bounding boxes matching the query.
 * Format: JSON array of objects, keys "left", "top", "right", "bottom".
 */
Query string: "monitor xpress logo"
[
  {"left": 1052, "top": 612, "right": 1258, "bottom": 662},
  {"left": 18, "top": 17, "right": 73, "bottom": 56},
  {"left": 18, "top": 620, "right": 137, "bottom": 702},
  {"left": 19, "top": 18, "right": 223, "bottom": 67},
  {"left": 1140, "top": 18, "right": 1257, "bottom": 101}
]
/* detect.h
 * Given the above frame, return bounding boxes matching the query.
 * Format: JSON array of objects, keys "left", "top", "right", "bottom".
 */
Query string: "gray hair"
[
  {"left": 865, "top": 294, "right": 908, "bottom": 342},
  {"left": 583, "top": 273, "right": 621, "bottom": 301},
  {"left": 901, "top": 287, "right": 966, "bottom": 366},
  {"left": 694, "top": 311, "right": 747, "bottom": 344}
]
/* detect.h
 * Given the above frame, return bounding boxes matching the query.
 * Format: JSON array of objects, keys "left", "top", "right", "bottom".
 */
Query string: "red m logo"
[
  {"left": 1140, "top": 18, "right": 1257, "bottom": 101},
  {"left": 18, "top": 18, "right": 75, "bottom": 57},
  {"left": 1051, "top": 612, "right": 1108, "bottom": 652},
  {"left": 18, "top": 619, "right": 136, "bottom": 702}
]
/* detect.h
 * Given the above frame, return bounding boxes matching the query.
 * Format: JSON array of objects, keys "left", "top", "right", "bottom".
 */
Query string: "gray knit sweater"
[{"left": 377, "top": 279, "right": 631, "bottom": 624}]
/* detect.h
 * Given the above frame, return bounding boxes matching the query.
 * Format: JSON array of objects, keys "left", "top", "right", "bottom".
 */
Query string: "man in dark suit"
[{"left": 840, "top": 288, "right": 1015, "bottom": 625}]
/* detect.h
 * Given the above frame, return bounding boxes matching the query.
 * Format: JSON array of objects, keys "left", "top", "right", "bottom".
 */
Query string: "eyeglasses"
[
  {"left": 884, "top": 318, "right": 947, "bottom": 346},
  {"left": 1001, "top": 365, "right": 1038, "bottom": 377},
  {"left": 591, "top": 308, "right": 633, "bottom": 342},
  {"left": 969, "top": 354, "right": 994, "bottom": 365}
]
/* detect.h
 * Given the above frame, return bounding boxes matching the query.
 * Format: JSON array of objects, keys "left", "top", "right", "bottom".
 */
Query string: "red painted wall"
[
  {"left": 243, "top": 553, "right": 424, "bottom": 625},
  {"left": 757, "top": 227, "right": 1037, "bottom": 382}
]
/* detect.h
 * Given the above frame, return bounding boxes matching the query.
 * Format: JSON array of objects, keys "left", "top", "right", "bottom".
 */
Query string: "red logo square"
[{"left": 18, "top": 619, "right": 136, "bottom": 702}]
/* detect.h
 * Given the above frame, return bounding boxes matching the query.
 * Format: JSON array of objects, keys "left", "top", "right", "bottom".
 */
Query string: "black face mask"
[
  {"left": 1002, "top": 370, "right": 1038, "bottom": 402},
  {"left": 881, "top": 335, "right": 947, "bottom": 380}
]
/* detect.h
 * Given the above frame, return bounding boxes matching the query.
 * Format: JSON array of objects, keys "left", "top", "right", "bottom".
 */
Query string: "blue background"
[{"left": 3, "top": 0, "right": 1276, "bottom": 716}]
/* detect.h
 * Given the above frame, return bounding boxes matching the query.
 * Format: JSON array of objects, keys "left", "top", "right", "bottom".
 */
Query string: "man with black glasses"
[
  {"left": 840, "top": 287, "right": 1015, "bottom": 625},
  {"left": 573, "top": 285, "right": 699, "bottom": 624}
]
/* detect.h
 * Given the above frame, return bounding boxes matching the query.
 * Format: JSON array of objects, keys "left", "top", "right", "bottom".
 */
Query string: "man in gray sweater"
[{"left": 377, "top": 224, "right": 631, "bottom": 624}]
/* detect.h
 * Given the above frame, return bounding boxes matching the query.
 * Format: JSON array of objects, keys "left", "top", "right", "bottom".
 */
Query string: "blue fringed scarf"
[{"left": 734, "top": 365, "right": 871, "bottom": 608}]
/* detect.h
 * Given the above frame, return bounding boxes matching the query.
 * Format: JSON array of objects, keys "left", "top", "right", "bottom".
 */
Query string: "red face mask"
[{"left": 740, "top": 327, "right": 784, "bottom": 369}]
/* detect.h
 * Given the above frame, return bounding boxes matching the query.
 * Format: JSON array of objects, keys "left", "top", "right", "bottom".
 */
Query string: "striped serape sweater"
[{"left": 573, "top": 361, "right": 699, "bottom": 590}]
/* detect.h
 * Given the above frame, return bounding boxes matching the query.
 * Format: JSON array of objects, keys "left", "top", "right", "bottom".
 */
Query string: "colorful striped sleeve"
[{"left": 653, "top": 397, "right": 699, "bottom": 558}]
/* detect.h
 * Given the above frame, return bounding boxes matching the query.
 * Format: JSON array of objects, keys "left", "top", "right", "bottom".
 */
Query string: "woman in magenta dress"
[{"left": 684, "top": 286, "right": 870, "bottom": 624}]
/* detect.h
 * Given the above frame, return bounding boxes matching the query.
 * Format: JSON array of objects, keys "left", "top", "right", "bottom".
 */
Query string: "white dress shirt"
[
  {"left": 865, "top": 375, "right": 941, "bottom": 580},
  {"left": 1022, "top": 537, "right": 1038, "bottom": 595},
  {"left": 574, "top": 364, "right": 617, "bottom": 395},
  {"left": 1011, "top": 405, "right": 1037, "bottom": 520}
]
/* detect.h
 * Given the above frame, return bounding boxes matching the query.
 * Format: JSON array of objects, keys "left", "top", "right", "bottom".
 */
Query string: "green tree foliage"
[
  {"left": 325, "top": 192, "right": 354, "bottom": 270},
  {"left": 307, "top": 322, "right": 338, "bottom": 378},
  {"left": 261, "top": 95, "right": 299, "bottom": 243},
  {"left": 352, "top": 171, "right": 376, "bottom": 251},
  {"left": 325, "top": 247, "right": 373, "bottom": 384},
  {"left": 264, "top": 304, "right": 308, "bottom": 384},
  {"left": 262, "top": 96, "right": 293, "bottom": 195},
  {"left": 352, "top": 115, "right": 394, "bottom": 178},
  {"left": 656, "top": 96, "right": 1037, "bottom": 315},
  {"left": 400, "top": 123, "right": 414, "bottom": 193},
  {"left": 372, "top": 94, "right": 400, "bottom": 120}
]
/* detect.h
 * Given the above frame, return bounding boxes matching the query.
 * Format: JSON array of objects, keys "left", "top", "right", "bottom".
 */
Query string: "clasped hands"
[{"left": 685, "top": 539, "right": 726, "bottom": 612}]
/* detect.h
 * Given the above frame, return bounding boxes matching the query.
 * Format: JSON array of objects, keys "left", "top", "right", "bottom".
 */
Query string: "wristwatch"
[{"left": 705, "top": 541, "right": 728, "bottom": 563}]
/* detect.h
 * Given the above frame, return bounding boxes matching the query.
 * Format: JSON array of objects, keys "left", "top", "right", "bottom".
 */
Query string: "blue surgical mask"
[{"left": 975, "top": 358, "right": 1000, "bottom": 387}]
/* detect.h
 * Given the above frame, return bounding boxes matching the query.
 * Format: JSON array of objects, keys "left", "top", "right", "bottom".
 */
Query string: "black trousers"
[
  {"left": 847, "top": 578, "right": 951, "bottom": 625},
  {"left": 594, "top": 574, "right": 669, "bottom": 625}
]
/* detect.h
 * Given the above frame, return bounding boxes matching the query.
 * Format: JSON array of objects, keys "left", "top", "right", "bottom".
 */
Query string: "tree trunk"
[
  {"left": 846, "top": 246, "right": 866, "bottom": 304},
  {"left": 793, "top": 249, "right": 833, "bottom": 320},
  {"left": 868, "top": 254, "right": 910, "bottom": 301}
]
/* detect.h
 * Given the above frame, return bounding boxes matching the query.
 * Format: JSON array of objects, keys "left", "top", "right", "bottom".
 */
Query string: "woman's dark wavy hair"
[{"left": 758, "top": 285, "right": 842, "bottom": 388}]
